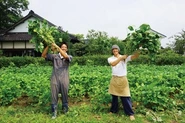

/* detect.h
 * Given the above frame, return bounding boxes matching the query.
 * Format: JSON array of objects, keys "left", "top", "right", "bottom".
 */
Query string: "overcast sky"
[{"left": 23, "top": 0, "right": 185, "bottom": 48}]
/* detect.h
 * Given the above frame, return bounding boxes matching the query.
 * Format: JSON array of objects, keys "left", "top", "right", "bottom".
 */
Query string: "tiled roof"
[
  {"left": 0, "top": 32, "right": 32, "bottom": 41},
  {"left": 0, "top": 29, "right": 5, "bottom": 34},
  {"left": 0, "top": 10, "right": 79, "bottom": 42},
  {"left": 2, "top": 10, "right": 56, "bottom": 33},
  {"left": 150, "top": 29, "right": 166, "bottom": 38}
]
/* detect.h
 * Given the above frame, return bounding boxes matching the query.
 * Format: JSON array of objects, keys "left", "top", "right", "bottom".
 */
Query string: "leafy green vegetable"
[
  {"left": 125, "top": 24, "right": 161, "bottom": 60},
  {"left": 28, "top": 19, "right": 63, "bottom": 52}
]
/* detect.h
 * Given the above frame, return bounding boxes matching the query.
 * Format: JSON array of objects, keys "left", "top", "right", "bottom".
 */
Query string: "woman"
[{"left": 107, "top": 44, "right": 140, "bottom": 121}]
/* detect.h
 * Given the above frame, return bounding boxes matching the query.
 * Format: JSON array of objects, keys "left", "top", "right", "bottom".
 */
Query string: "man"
[
  {"left": 41, "top": 42, "right": 72, "bottom": 119},
  {"left": 107, "top": 44, "right": 140, "bottom": 121}
]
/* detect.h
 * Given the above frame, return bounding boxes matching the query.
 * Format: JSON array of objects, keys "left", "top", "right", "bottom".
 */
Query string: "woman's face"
[
  {"left": 61, "top": 44, "right": 68, "bottom": 52},
  {"left": 112, "top": 48, "right": 119, "bottom": 56}
]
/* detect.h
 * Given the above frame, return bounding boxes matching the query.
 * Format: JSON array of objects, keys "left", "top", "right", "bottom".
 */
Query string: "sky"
[{"left": 23, "top": 0, "right": 185, "bottom": 48}]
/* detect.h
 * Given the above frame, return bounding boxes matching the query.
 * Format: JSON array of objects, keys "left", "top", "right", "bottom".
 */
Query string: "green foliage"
[
  {"left": 0, "top": 0, "right": 29, "bottom": 29},
  {"left": 28, "top": 19, "right": 70, "bottom": 52},
  {"left": 72, "top": 55, "right": 109, "bottom": 66},
  {"left": 129, "top": 65, "right": 185, "bottom": 111},
  {"left": 0, "top": 64, "right": 185, "bottom": 113},
  {"left": 68, "top": 33, "right": 86, "bottom": 56},
  {"left": 85, "top": 29, "right": 112, "bottom": 55},
  {"left": 125, "top": 24, "right": 161, "bottom": 60},
  {"left": 72, "top": 54, "right": 185, "bottom": 66},
  {"left": 0, "top": 50, "right": 3, "bottom": 56},
  {"left": 131, "top": 55, "right": 185, "bottom": 65},
  {"left": 0, "top": 56, "right": 51, "bottom": 68},
  {"left": 74, "top": 34, "right": 85, "bottom": 41},
  {"left": 155, "top": 55, "right": 185, "bottom": 65},
  {"left": 72, "top": 30, "right": 125, "bottom": 56},
  {"left": 0, "top": 54, "right": 184, "bottom": 68},
  {"left": 170, "top": 30, "right": 185, "bottom": 55},
  {"left": 0, "top": 64, "right": 51, "bottom": 106},
  {"left": 71, "top": 42, "right": 87, "bottom": 56},
  {"left": 69, "top": 64, "right": 111, "bottom": 106},
  {"left": 158, "top": 47, "right": 176, "bottom": 55}
]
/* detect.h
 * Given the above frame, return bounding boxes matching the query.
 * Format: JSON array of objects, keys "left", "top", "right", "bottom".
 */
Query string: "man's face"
[
  {"left": 51, "top": 45, "right": 57, "bottom": 51},
  {"left": 61, "top": 44, "right": 68, "bottom": 52},
  {"left": 112, "top": 48, "right": 119, "bottom": 55}
]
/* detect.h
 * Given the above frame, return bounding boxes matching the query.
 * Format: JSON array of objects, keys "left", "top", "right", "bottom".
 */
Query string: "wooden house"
[{"left": 0, "top": 10, "right": 79, "bottom": 57}]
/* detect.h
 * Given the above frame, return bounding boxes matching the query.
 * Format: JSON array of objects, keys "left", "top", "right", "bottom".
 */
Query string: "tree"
[
  {"left": 0, "top": 0, "right": 29, "bottom": 30},
  {"left": 170, "top": 30, "right": 185, "bottom": 55},
  {"left": 70, "top": 30, "right": 124, "bottom": 56},
  {"left": 109, "top": 36, "right": 125, "bottom": 54},
  {"left": 71, "top": 34, "right": 87, "bottom": 56},
  {"left": 158, "top": 47, "right": 178, "bottom": 56},
  {"left": 86, "top": 29, "right": 112, "bottom": 55}
]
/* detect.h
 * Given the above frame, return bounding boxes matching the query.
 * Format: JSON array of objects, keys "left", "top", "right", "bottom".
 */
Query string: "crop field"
[{"left": 0, "top": 64, "right": 185, "bottom": 122}]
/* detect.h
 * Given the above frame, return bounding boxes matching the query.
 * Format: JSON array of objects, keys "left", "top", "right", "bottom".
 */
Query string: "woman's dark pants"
[{"left": 110, "top": 95, "right": 134, "bottom": 116}]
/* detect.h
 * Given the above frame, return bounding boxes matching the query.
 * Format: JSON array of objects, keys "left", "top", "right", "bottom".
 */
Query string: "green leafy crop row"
[{"left": 0, "top": 64, "right": 184, "bottom": 112}]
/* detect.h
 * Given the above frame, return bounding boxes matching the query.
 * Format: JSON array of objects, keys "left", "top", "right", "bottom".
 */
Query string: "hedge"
[{"left": 0, "top": 55, "right": 185, "bottom": 68}]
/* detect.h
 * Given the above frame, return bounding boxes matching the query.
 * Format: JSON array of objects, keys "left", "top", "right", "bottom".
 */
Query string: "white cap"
[{"left": 112, "top": 45, "right": 120, "bottom": 51}]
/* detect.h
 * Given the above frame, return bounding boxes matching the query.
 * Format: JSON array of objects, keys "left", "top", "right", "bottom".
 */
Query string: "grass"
[{"left": 0, "top": 100, "right": 184, "bottom": 123}]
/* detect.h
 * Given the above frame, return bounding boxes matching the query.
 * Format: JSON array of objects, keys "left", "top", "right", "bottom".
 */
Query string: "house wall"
[
  {"left": 2, "top": 42, "right": 13, "bottom": 49},
  {"left": 14, "top": 42, "right": 25, "bottom": 49},
  {"left": 1, "top": 41, "right": 34, "bottom": 49},
  {"left": 9, "top": 17, "right": 35, "bottom": 32},
  {"left": 0, "top": 17, "right": 41, "bottom": 56},
  {"left": 3, "top": 49, "right": 40, "bottom": 57},
  {"left": 26, "top": 42, "right": 35, "bottom": 48}
]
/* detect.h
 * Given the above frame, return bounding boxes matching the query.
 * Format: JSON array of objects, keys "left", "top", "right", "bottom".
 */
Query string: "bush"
[
  {"left": 155, "top": 55, "right": 185, "bottom": 65},
  {"left": 72, "top": 55, "right": 109, "bottom": 66},
  {"left": 0, "top": 54, "right": 184, "bottom": 68},
  {"left": 130, "top": 55, "right": 185, "bottom": 65},
  {"left": 72, "top": 54, "right": 185, "bottom": 66}
]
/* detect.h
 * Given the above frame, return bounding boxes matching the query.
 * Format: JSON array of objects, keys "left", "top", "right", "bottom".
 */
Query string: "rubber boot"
[
  {"left": 51, "top": 104, "right": 57, "bottom": 119},
  {"left": 62, "top": 103, "right": 68, "bottom": 114}
]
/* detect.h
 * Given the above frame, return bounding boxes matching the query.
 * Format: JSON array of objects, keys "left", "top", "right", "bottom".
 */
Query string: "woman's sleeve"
[
  {"left": 108, "top": 57, "right": 114, "bottom": 64},
  {"left": 125, "top": 55, "right": 132, "bottom": 63}
]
